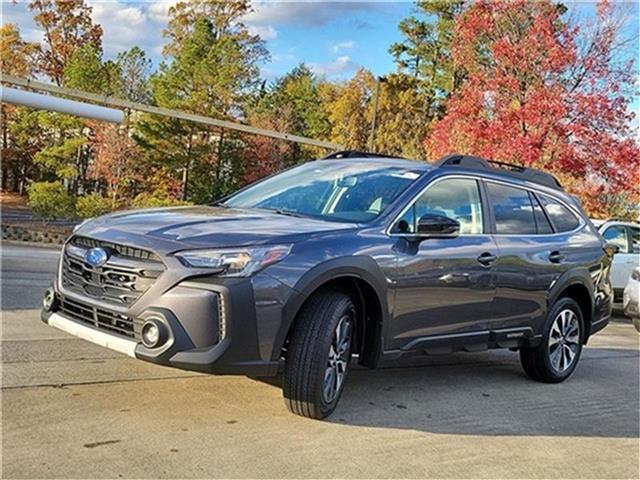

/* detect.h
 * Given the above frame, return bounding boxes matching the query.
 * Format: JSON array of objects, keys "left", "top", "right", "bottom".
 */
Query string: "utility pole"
[{"left": 368, "top": 76, "right": 386, "bottom": 152}]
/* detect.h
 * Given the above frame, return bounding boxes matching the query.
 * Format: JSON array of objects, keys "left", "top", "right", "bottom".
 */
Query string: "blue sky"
[
  {"left": 2, "top": 0, "right": 638, "bottom": 108},
  {"left": 1, "top": 1, "right": 415, "bottom": 80}
]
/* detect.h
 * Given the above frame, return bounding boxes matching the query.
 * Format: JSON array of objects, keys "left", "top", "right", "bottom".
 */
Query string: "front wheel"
[
  {"left": 520, "top": 297, "right": 584, "bottom": 383},
  {"left": 283, "top": 291, "right": 355, "bottom": 419}
]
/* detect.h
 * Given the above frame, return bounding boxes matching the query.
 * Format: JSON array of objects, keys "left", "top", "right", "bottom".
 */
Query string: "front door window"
[{"left": 393, "top": 178, "right": 484, "bottom": 234}]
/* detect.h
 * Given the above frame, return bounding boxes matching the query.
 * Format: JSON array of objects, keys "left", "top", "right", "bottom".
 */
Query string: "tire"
[
  {"left": 283, "top": 291, "right": 356, "bottom": 419},
  {"left": 633, "top": 317, "right": 640, "bottom": 334},
  {"left": 520, "top": 297, "right": 584, "bottom": 383}
]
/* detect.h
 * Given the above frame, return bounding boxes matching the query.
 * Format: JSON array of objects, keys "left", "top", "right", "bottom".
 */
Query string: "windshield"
[{"left": 223, "top": 161, "right": 423, "bottom": 222}]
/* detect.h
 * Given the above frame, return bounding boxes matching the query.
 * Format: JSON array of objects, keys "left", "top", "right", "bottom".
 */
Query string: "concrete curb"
[{"left": 2, "top": 224, "right": 70, "bottom": 245}]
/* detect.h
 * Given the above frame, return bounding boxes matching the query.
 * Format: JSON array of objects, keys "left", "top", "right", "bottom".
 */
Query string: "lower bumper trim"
[{"left": 47, "top": 312, "right": 138, "bottom": 357}]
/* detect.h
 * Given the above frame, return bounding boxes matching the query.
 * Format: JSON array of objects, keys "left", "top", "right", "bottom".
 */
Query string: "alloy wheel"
[
  {"left": 323, "top": 314, "right": 352, "bottom": 403},
  {"left": 548, "top": 308, "right": 580, "bottom": 373}
]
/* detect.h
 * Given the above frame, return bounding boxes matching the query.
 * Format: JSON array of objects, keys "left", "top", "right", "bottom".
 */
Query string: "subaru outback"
[{"left": 42, "top": 152, "right": 614, "bottom": 419}]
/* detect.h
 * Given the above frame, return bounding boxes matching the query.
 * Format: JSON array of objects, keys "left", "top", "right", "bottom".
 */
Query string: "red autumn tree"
[
  {"left": 90, "top": 122, "right": 181, "bottom": 208},
  {"left": 89, "top": 122, "right": 144, "bottom": 207},
  {"left": 425, "top": 0, "right": 639, "bottom": 218},
  {"left": 241, "top": 106, "right": 297, "bottom": 185}
]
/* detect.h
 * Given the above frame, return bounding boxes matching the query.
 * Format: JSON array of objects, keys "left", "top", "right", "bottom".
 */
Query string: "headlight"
[
  {"left": 73, "top": 217, "right": 94, "bottom": 233},
  {"left": 174, "top": 245, "right": 292, "bottom": 277},
  {"left": 631, "top": 269, "right": 640, "bottom": 282}
]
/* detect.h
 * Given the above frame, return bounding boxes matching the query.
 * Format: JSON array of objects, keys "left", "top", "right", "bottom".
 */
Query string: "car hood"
[{"left": 75, "top": 206, "right": 357, "bottom": 252}]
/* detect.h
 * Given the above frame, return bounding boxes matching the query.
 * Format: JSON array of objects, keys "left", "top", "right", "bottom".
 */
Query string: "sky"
[
  {"left": 1, "top": 1, "right": 417, "bottom": 80},
  {"left": 1, "top": 0, "right": 638, "bottom": 118}
]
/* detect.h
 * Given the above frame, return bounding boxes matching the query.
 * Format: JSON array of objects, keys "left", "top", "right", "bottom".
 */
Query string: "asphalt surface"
[
  {"left": 1, "top": 244, "right": 60, "bottom": 310},
  {"left": 1, "top": 243, "right": 639, "bottom": 479}
]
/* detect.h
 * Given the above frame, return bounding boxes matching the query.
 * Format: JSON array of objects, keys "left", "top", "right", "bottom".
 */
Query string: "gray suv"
[{"left": 42, "top": 152, "right": 614, "bottom": 419}]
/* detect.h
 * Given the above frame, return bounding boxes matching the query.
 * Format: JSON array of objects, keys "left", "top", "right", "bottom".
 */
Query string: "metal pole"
[
  {"left": 0, "top": 74, "right": 343, "bottom": 151},
  {"left": 368, "top": 76, "right": 384, "bottom": 152},
  {"left": 0, "top": 86, "right": 124, "bottom": 123}
]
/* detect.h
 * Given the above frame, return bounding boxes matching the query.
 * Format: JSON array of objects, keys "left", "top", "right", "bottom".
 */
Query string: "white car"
[
  {"left": 593, "top": 219, "right": 640, "bottom": 309},
  {"left": 623, "top": 267, "right": 640, "bottom": 332}
]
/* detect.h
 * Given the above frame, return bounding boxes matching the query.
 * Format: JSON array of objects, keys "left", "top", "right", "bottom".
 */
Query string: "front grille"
[
  {"left": 71, "top": 236, "right": 161, "bottom": 261},
  {"left": 61, "top": 238, "right": 165, "bottom": 306},
  {"left": 60, "top": 295, "right": 137, "bottom": 339}
]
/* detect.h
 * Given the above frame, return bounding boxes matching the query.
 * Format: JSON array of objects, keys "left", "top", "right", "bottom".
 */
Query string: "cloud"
[
  {"left": 146, "top": 1, "right": 177, "bottom": 24},
  {"left": 245, "top": 1, "right": 382, "bottom": 28},
  {"left": 248, "top": 24, "right": 278, "bottom": 41},
  {"left": 84, "top": 1, "right": 164, "bottom": 56},
  {"left": 311, "top": 55, "right": 358, "bottom": 78},
  {"left": 330, "top": 40, "right": 356, "bottom": 53},
  {"left": 1, "top": 1, "right": 43, "bottom": 43},
  {"left": 2, "top": 0, "right": 373, "bottom": 79}
]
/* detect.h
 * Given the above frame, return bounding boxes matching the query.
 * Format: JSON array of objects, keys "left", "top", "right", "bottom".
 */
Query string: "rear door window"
[
  {"left": 539, "top": 194, "right": 580, "bottom": 232},
  {"left": 486, "top": 183, "right": 536, "bottom": 234}
]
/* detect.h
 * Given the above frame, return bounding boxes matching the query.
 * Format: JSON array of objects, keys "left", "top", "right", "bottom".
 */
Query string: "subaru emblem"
[{"left": 85, "top": 247, "right": 109, "bottom": 267}]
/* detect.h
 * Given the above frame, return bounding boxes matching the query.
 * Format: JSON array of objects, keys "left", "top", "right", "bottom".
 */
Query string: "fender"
[
  {"left": 548, "top": 267, "right": 595, "bottom": 327},
  {"left": 270, "top": 256, "right": 390, "bottom": 362}
]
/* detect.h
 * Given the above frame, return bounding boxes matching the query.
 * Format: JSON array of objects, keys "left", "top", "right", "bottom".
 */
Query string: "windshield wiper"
[
  {"left": 229, "top": 205, "right": 307, "bottom": 218},
  {"left": 271, "top": 208, "right": 305, "bottom": 218}
]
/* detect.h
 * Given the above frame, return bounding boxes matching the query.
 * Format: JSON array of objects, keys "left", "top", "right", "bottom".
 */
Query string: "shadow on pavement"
[{"left": 257, "top": 346, "right": 639, "bottom": 439}]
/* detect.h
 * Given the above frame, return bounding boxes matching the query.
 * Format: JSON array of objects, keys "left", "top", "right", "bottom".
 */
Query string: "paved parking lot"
[{"left": 2, "top": 244, "right": 639, "bottom": 478}]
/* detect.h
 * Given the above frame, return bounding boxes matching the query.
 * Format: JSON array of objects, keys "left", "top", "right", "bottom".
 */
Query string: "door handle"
[
  {"left": 549, "top": 251, "right": 564, "bottom": 264},
  {"left": 477, "top": 252, "right": 497, "bottom": 266}
]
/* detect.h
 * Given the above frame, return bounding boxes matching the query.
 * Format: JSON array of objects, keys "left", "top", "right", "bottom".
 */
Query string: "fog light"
[
  {"left": 141, "top": 320, "right": 163, "bottom": 348},
  {"left": 43, "top": 288, "right": 57, "bottom": 311}
]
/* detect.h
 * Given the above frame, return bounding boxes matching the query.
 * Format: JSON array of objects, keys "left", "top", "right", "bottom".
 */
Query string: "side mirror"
[
  {"left": 417, "top": 214, "right": 460, "bottom": 236},
  {"left": 605, "top": 242, "right": 620, "bottom": 255}
]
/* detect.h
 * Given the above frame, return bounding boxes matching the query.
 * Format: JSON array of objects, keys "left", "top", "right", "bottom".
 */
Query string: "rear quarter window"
[
  {"left": 531, "top": 193, "right": 554, "bottom": 234},
  {"left": 538, "top": 194, "right": 580, "bottom": 232}
]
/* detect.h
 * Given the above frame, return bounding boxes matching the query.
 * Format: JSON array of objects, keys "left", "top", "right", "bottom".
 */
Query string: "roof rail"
[
  {"left": 323, "top": 150, "right": 404, "bottom": 160},
  {"left": 435, "top": 154, "right": 563, "bottom": 191}
]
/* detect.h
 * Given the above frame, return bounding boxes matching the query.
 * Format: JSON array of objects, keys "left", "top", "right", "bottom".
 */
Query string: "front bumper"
[
  {"left": 46, "top": 312, "right": 137, "bottom": 357},
  {"left": 42, "top": 276, "right": 283, "bottom": 377}
]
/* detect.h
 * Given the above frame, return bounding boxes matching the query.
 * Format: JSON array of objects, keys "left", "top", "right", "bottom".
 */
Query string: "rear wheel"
[
  {"left": 520, "top": 297, "right": 584, "bottom": 383},
  {"left": 283, "top": 291, "right": 355, "bottom": 419}
]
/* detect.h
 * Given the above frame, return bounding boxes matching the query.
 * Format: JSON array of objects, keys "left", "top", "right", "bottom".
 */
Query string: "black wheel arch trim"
[
  {"left": 548, "top": 269, "right": 595, "bottom": 335},
  {"left": 272, "top": 256, "right": 390, "bottom": 364}
]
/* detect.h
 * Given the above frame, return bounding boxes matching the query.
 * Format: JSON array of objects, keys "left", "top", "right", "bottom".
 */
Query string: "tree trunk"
[
  {"left": 18, "top": 163, "right": 25, "bottom": 195},
  {"left": 112, "top": 163, "right": 122, "bottom": 209},
  {"left": 1, "top": 104, "right": 8, "bottom": 191},
  {"left": 181, "top": 162, "right": 189, "bottom": 201},
  {"left": 12, "top": 163, "right": 20, "bottom": 192},
  {"left": 215, "top": 129, "right": 226, "bottom": 182},
  {"left": 182, "top": 131, "right": 195, "bottom": 201}
]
